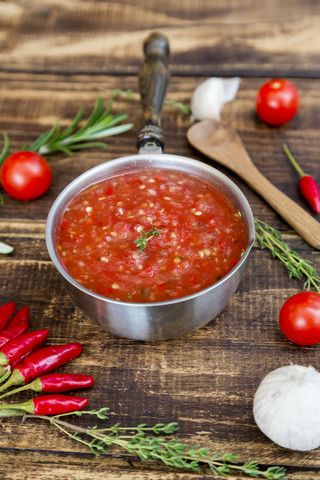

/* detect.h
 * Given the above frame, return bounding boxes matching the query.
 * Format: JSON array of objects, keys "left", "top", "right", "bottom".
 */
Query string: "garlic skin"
[
  {"left": 253, "top": 364, "right": 320, "bottom": 451},
  {"left": 190, "top": 77, "right": 240, "bottom": 122}
]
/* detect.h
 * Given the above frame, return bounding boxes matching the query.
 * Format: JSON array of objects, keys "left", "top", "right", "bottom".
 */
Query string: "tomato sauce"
[{"left": 55, "top": 169, "right": 247, "bottom": 302}]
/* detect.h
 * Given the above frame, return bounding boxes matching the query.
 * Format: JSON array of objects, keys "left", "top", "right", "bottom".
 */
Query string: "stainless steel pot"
[{"left": 45, "top": 33, "right": 255, "bottom": 341}]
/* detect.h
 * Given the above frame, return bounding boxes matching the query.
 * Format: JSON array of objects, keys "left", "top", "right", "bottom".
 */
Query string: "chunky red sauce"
[{"left": 56, "top": 169, "right": 247, "bottom": 302}]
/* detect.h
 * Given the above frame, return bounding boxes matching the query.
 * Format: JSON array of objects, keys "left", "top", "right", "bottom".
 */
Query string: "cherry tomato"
[
  {"left": 279, "top": 292, "right": 320, "bottom": 345},
  {"left": 1, "top": 151, "right": 52, "bottom": 200},
  {"left": 256, "top": 79, "right": 299, "bottom": 126}
]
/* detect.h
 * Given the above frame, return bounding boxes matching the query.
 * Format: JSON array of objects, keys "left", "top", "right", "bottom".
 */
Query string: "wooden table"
[{"left": 0, "top": 1, "right": 319, "bottom": 478}]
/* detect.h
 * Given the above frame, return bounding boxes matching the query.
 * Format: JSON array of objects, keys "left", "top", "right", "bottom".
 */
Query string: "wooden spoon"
[{"left": 187, "top": 119, "right": 320, "bottom": 250}]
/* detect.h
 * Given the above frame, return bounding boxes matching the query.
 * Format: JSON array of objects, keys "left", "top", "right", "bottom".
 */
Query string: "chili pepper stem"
[
  {"left": 0, "top": 401, "right": 34, "bottom": 414},
  {"left": 0, "top": 365, "right": 8, "bottom": 376},
  {"left": 283, "top": 144, "right": 305, "bottom": 178},
  {"left": 0, "top": 369, "right": 25, "bottom": 392},
  {"left": 0, "top": 353, "right": 9, "bottom": 365},
  {"left": 0, "top": 382, "right": 33, "bottom": 400},
  {"left": 0, "top": 369, "right": 11, "bottom": 384},
  {"left": 0, "top": 408, "right": 25, "bottom": 417}
]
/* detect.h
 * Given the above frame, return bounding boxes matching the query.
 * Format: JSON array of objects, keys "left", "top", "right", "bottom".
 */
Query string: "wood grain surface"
[
  {"left": 0, "top": 1, "right": 320, "bottom": 479},
  {"left": 1, "top": 0, "right": 320, "bottom": 77}
]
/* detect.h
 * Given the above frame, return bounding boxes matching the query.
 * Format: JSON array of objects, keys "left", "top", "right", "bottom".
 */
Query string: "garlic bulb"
[
  {"left": 253, "top": 364, "right": 320, "bottom": 451},
  {"left": 190, "top": 77, "right": 240, "bottom": 122}
]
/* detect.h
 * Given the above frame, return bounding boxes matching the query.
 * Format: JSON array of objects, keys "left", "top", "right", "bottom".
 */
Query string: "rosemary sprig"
[
  {"left": 108, "top": 88, "right": 191, "bottom": 116},
  {"left": 21, "top": 408, "right": 287, "bottom": 479},
  {"left": 21, "top": 97, "right": 133, "bottom": 156},
  {"left": 134, "top": 227, "right": 161, "bottom": 252},
  {"left": 254, "top": 218, "right": 320, "bottom": 292}
]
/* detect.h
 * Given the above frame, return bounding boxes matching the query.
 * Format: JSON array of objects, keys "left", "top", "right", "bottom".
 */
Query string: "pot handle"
[{"left": 136, "top": 32, "right": 170, "bottom": 151}]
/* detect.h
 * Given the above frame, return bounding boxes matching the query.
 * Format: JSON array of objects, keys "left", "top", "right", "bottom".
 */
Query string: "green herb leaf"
[{"left": 134, "top": 227, "right": 162, "bottom": 252}]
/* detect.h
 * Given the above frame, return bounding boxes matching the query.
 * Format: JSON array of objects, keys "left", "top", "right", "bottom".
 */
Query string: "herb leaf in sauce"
[{"left": 134, "top": 227, "right": 161, "bottom": 252}]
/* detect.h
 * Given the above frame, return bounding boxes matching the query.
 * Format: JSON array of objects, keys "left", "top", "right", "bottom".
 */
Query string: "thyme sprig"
[
  {"left": 254, "top": 218, "right": 320, "bottom": 292},
  {"left": 134, "top": 227, "right": 162, "bottom": 252},
  {"left": 20, "top": 408, "right": 286, "bottom": 479},
  {"left": 108, "top": 88, "right": 191, "bottom": 116}
]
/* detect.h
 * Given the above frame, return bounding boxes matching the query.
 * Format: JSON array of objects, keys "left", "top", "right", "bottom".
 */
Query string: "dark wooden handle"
[{"left": 136, "top": 32, "right": 170, "bottom": 150}]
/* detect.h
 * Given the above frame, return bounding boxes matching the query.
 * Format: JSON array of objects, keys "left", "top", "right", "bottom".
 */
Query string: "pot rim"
[{"left": 45, "top": 152, "right": 255, "bottom": 307}]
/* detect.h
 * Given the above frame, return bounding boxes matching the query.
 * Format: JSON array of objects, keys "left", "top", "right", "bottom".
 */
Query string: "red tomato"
[
  {"left": 1, "top": 151, "right": 52, "bottom": 200},
  {"left": 256, "top": 79, "right": 299, "bottom": 126},
  {"left": 279, "top": 292, "right": 320, "bottom": 345}
]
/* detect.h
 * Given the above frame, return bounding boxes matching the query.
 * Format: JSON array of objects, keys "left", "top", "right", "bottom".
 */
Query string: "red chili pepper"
[
  {"left": 0, "top": 302, "right": 16, "bottom": 332},
  {"left": 0, "top": 343, "right": 83, "bottom": 392},
  {"left": 0, "top": 329, "right": 49, "bottom": 367},
  {"left": 38, "top": 373, "right": 94, "bottom": 392},
  {"left": 0, "top": 373, "right": 94, "bottom": 400},
  {"left": 0, "top": 306, "right": 30, "bottom": 349},
  {"left": 0, "top": 394, "right": 88, "bottom": 415},
  {"left": 283, "top": 144, "right": 320, "bottom": 213},
  {"left": 299, "top": 176, "right": 320, "bottom": 213},
  {"left": 33, "top": 394, "right": 88, "bottom": 415}
]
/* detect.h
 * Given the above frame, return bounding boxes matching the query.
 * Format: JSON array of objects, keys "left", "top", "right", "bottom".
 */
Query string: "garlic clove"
[
  {"left": 190, "top": 78, "right": 224, "bottom": 122},
  {"left": 190, "top": 77, "right": 240, "bottom": 122},
  {"left": 253, "top": 364, "right": 320, "bottom": 451},
  {"left": 221, "top": 77, "right": 241, "bottom": 103}
]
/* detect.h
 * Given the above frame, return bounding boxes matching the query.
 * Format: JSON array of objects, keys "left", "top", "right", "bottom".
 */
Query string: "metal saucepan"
[{"left": 45, "top": 32, "right": 255, "bottom": 341}]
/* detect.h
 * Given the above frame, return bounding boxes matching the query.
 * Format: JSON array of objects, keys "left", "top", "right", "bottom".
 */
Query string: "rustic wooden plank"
[
  {"left": 0, "top": 449, "right": 318, "bottom": 480},
  {"left": 0, "top": 0, "right": 319, "bottom": 76},
  {"left": 0, "top": 450, "right": 316, "bottom": 480}
]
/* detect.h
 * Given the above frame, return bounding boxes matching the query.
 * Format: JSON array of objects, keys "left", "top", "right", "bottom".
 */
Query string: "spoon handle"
[
  {"left": 136, "top": 32, "right": 170, "bottom": 151},
  {"left": 239, "top": 161, "right": 320, "bottom": 249}
]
